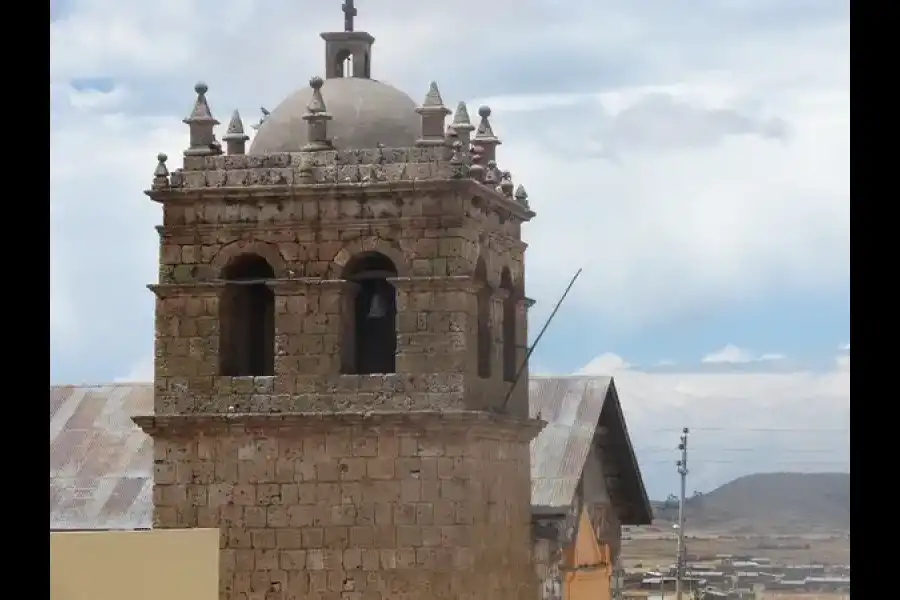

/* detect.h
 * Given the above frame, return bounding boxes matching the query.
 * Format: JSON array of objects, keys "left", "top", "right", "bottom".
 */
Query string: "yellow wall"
[{"left": 50, "top": 528, "right": 219, "bottom": 600}]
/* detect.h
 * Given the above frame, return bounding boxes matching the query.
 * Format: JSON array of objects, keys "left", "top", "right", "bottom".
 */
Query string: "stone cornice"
[
  {"left": 147, "top": 179, "right": 533, "bottom": 223},
  {"left": 158, "top": 216, "right": 463, "bottom": 238},
  {"left": 146, "top": 178, "right": 467, "bottom": 204},
  {"left": 148, "top": 277, "right": 481, "bottom": 296},
  {"left": 133, "top": 410, "right": 545, "bottom": 441}
]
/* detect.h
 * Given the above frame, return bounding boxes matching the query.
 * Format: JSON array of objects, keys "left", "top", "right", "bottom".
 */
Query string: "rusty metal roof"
[
  {"left": 529, "top": 376, "right": 613, "bottom": 509},
  {"left": 49, "top": 384, "right": 154, "bottom": 530},
  {"left": 529, "top": 375, "right": 652, "bottom": 524}
]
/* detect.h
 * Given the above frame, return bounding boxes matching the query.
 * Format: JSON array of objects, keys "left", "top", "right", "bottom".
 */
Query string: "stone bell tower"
[{"left": 134, "top": 4, "right": 540, "bottom": 599}]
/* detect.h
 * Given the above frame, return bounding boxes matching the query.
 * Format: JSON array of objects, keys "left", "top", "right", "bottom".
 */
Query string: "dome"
[{"left": 249, "top": 77, "right": 420, "bottom": 154}]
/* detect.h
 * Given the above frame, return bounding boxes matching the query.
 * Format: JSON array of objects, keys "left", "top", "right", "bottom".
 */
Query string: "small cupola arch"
[
  {"left": 342, "top": 251, "right": 398, "bottom": 375},
  {"left": 218, "top": 253, "right": 275, "bottom": 377}
]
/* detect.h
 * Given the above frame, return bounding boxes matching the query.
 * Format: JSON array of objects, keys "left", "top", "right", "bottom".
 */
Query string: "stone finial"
[
  {"left": 500, "top": 171, "right": 514, "bottom": 197},
  {"left": 152, "top": 153, "right": 170, "bottom": 189},
  {"left": 469, "top": 145, "right": 486, "bottom": 182},
  {"left": 415, "top": 81, "right": 452, "bottom": 147},
  {"left": 484, "top": 159, "right": 502, "bottom": 185},
  {"left": 450, "top": 140, "right": 464, "bottom": 165},
  {"left": 451, "top": 101, "right": 475, "bottom": 148},
  {"left": 444, "top": 124, "right": 459, "bottom": 147},
  {"left": 302, "top": 76, "right": 334, "bottom": 152},
  {"left": 514, "top": 184, "right": 529, "bottom": 208},
  {"left": 474, "top": 105, "right": 501, "bottom": 164},
  {"left": 183, "top": 82, "right": 221, "bottom": 157},
  {"left": 223, "top": 110, "right": 250, "bottom": 156}
]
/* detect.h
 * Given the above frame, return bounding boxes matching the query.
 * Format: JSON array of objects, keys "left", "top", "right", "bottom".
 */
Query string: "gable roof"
[
  {"left": 50, "top": 375, "right": 651, "bottom": 530},
  {"left": 529, "top": 376, "right": 652, "bottom": 525}
]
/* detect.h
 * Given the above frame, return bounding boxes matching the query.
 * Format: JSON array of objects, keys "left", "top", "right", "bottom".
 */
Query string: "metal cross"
[{"left": 342, "top": 0, "right": 356, "bottom": 32}]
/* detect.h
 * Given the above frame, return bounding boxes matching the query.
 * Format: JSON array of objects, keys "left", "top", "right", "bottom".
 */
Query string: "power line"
[
  {"left": 650, "top": 426, "right": 849, "bottom": 433},
  {"left": 638, "top": 447, "right": 845, "bottom": 454},
  {"left": 643, "top": 458, "right": 847, "bottom": 465}
]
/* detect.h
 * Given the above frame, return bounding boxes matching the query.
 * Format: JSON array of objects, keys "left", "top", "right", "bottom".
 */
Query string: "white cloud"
[
  {"left": 578, "top": 352, "right": 633, "bottom": 374},
  {"left": 701, "top": 344, "right": 786, "bottom": 364},
  {"left": 702, "top": 344, "right": 755, "bottom": 364},
  {"left": 115, "top": 355, "right": 155, "bottom": 383},
  {"left": 835, "top": 353, "right": 850, "bottom": 371},
  {"left": 50, "top": 1, "right": 849, "bottom": 381},
  {"left": 576, "top": 351, "right": 850, "bottom": 497}
]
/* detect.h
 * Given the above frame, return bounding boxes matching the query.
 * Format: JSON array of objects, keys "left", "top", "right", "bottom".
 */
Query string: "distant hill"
[{"left": 652, "top": 472, "right": 850, "bottom": 532}]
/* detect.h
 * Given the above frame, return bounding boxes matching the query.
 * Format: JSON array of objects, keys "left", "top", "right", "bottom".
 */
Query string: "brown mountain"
[{"left": 654, "top": 472, "right": 850, "bottom": 531}]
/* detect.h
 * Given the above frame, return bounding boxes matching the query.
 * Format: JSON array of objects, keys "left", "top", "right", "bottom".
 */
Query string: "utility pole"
[{"left": 675, "top": 427, "right": 689, "bottom": 600}]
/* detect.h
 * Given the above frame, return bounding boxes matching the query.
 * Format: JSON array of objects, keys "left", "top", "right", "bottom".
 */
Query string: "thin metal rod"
[
  {"left": 207, "top": 273, "right": 395, "bottom": 286},
  {"left": 499, "top": 268, "right": 583, "bottom": 413},
  {"left": 213, "top": 278, "right": 278, "bottom": 286}
]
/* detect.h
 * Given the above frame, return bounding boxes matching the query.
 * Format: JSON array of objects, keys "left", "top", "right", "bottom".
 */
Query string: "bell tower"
[{"left": 135, "top": 6, "right": 541, "bottom": 600}]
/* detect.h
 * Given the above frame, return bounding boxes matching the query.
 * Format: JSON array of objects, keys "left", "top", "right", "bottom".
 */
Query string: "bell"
[{"left": 366, "top": 290, "right": 387, "bottom": 319}]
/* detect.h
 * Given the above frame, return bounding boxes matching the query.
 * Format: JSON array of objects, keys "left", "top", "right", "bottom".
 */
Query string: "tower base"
[{"left": 135, "top": 410, "right": 543, "bottom": 600}]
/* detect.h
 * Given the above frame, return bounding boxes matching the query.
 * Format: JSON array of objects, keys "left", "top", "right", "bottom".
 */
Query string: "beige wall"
[{"left": 50, "top": 528, "right": 219, "bottom": 600}]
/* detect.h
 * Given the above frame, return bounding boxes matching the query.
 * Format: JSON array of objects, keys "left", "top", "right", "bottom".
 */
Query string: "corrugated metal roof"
[
  {"left": 529, "top": 376, "right": 612, "bottom": 509},
  {"left": 49, "top": 384, "right": 153, "bottom": 530},
  {"left": 50, "top": 375, "right": 648, "bottom": 529}
]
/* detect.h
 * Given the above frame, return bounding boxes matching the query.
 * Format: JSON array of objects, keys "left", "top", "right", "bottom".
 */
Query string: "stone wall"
[
  {"left": 152, "top": 181, "right": 531, "bottom": 417},
  {"left": 532, "top": 524, "right": 564, "bottom": 600},
  {"left": 138, "top": 412, "right": 541, "bottom": 600}
]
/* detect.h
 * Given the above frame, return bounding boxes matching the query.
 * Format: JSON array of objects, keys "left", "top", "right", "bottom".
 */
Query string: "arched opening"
[
  {"left": 336, "top": 50, "right": 352, "bottom": 78},
  {"left": 475, "top": 257, "right": 492, "bottom": 379},
  {"left": 219, "top": 253, "right": 275, "bottom": 377},
  {"left": 342, "top": 252, "right": 398, "bottom": 374},
  {"left": 500, "top": 267, "right": 517, "bottom": 383}
]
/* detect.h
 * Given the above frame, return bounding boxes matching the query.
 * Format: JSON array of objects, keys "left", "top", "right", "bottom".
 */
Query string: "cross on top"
[{"left": 342, "top": 0, "right": 356, "bottom": 32}]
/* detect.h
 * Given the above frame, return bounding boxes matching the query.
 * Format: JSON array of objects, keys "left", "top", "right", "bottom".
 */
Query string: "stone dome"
[{"left": 249, "top": 77, "right": 420, "bottom": 154}]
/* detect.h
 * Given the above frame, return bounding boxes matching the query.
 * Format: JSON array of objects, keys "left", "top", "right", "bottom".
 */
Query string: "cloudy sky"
[{"left": 49, "top": 0, "right": 849, "bottom": 497}]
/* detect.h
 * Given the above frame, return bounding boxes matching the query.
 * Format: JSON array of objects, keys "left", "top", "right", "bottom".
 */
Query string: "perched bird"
[{"left": 252, "top": 107, "right": 270, "bottom": 131}]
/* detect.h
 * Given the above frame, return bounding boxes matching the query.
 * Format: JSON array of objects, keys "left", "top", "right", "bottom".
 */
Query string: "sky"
[{"left": 49, "top": 0, "right": 850, "bottom": 498}]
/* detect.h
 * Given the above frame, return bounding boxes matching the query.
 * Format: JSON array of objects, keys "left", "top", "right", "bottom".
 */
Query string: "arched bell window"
[
  {"left": 218, "top": 253, "right": 275, "bottom": 376},
  {"left": 475, "top": 257, "right": 492, "bottom": 379},
  {"left": 500, "top": 267, "right": 517, "bottom": 383},
  {"left": 342, "top": 252, "right": 398, "bottom": 374},
  {"left": 337, "top": 49, "right": 353, "bottom": 78}
]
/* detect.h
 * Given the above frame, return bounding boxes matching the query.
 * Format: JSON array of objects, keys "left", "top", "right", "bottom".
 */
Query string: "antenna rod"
[{"left": 499, "top": 268, "right": 582, "bottom": 413}]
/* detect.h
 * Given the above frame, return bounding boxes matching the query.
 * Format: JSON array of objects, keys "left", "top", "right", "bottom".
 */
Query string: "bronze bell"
[{"left": 366, "top": 290, "right": 387, "bottom": 319}]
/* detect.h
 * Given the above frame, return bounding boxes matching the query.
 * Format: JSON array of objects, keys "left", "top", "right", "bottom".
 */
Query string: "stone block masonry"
[{"left": 136, "top": 411, "right": 543, "bottom": 600}]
